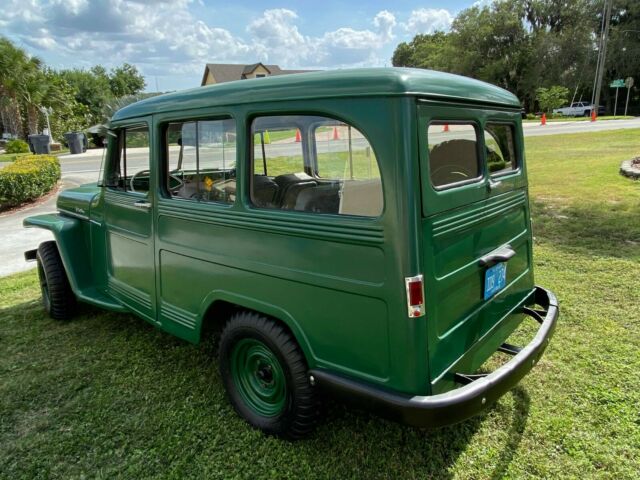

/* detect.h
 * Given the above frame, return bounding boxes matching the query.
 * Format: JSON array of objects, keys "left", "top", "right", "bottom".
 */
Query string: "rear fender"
[{"left": 23, "top": 213, "right": 92, "bottom": 294}]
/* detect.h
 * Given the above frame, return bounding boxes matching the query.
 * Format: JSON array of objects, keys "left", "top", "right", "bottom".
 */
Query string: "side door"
[
  {"left": 417, "top": 102, "right": 533, "bottom": 390},
  {"left": 103, "top": 119, "right": 157, "bottom": 322}
]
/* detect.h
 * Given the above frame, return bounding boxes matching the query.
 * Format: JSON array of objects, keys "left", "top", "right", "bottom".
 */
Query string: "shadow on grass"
[
  {"left": 532, "top": 200, "right": 640, "bottom": 259},
  {"left": 0, "top": 299, "right": 532, "bottom": 477}
]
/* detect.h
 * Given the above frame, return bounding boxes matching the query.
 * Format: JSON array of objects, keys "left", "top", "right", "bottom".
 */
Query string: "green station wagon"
[{"left": 24, "top": 68, "right": 558, "bottom": 439}]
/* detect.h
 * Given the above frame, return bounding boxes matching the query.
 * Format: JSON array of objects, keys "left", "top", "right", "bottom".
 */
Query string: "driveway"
[{"left": 0, "top": 168, "right": 98, "bottom": 278}]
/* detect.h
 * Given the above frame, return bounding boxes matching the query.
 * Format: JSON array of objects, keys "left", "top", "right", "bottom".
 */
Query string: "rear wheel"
[
  {"left": 218, "top": 312, "right": 320, "bottom": 439},
  {"left": 36, "top": 241, "right": 76, "bottom": 320}
]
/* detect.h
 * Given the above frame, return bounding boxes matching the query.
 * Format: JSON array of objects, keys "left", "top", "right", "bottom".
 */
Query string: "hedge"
[{"left": 0, "top": 155, "right": 61, "bottom": 207}]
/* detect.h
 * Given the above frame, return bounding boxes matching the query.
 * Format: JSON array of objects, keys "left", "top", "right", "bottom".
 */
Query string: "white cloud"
[
  {"left": 404, "top": 8, "right": 453, "bottom": 34},
  {"left": 2, "top": 2, "right": 404, "bottom": 85}
]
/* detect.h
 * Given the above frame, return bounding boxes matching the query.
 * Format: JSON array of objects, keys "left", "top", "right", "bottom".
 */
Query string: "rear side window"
[
  {"left": 484, "top": 123, "right": 517, "bottom": 175},
  {"left": 427, "top": 123, "right": 480, "bottom": 188},
  {"left": 251, "top": 115, "right": 383, "bottom": 217}
]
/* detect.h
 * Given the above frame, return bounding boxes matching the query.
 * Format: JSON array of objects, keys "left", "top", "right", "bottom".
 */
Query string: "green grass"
[
  {"left": 1, "top": 130, "right": 639, "bottom": 478},
  {"left": 523, "top": 115, "right": 635, "bottom": 123}
]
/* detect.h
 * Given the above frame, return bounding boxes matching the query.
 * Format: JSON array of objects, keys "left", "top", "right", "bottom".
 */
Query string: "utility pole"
[{"left": 592, "top": 0, "right": 613, "bottom": 114}]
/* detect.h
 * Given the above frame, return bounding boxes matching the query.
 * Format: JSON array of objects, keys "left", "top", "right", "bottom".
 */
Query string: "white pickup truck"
[{"left": 553, "top": 102, "right": 605, "bottom": 117}]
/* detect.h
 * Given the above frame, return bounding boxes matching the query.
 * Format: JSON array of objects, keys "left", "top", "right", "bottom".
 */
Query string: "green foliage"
[
  {"left": 0, "top": 155, "right": 60, "bottom": 207},
  {"left": 536, "top": 86, "right": 570, "bottom": 113},
  {"left": 109, "top": 63, "right": 146, "bottom": 98},
  {"left": 392, "top": 0, "right": 640, "bottom": 113},
  {"left": 1, "top": 36, "right": 148, "bottom": 142},
  {"left": 5, "top": 139, "right": 29, "bottom": 154}
]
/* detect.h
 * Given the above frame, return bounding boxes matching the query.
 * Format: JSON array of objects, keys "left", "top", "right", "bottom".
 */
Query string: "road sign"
[
  {"left": 625, "top": 77, "right": 634, "bottom": 88},
  {"left": 610, "top": 79, "right": 625, "bottom": 88}
]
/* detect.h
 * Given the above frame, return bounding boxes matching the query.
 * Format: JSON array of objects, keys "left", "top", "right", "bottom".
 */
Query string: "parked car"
[
  {"left": 553, "top": 102, "right": 606, "bottom": 117},
  {"left": 24, "top": 68, "right": 558, "bottom": 439}
]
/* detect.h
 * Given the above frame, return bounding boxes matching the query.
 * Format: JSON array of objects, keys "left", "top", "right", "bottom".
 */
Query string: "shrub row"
[{"left": 0, "top": 155, "right": 61, "bottom": 207}]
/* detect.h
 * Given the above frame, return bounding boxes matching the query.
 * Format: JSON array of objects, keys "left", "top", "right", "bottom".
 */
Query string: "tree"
[
  {"left": 536, "top": 85, "right": 570, "bottom": 112},
  {"left": 108, "top": 63, "right": 146, "bottom": 98},
  {"left": 390, "top": 0, "right": 637, "bottom": 112}
]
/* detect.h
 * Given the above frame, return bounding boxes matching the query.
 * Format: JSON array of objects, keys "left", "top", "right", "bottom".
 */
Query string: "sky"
[{"left": 1, "top": 0, "right": 487, "bottom": 92}]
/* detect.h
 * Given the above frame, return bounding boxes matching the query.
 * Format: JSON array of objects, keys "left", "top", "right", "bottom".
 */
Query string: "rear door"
[{"left": 417, "top": 102, "right": 534, "bottom": 390}]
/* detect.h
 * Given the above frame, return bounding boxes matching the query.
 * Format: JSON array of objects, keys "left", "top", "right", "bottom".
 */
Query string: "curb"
[{"left": 620, "top": 159, "right": 640, "bottom": 180}]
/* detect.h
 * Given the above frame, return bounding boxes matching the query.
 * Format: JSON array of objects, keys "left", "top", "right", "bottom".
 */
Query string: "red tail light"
[{"left": 405, "top": 275, "right": 425, "bottom": 318}]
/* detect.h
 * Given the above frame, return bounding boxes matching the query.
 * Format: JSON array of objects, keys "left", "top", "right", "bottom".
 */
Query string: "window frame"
[
  {"left": 247, "top": 112, "right": 385, "bottom": 219},
  {"left": 426, "top": 120, "right": 484, "bottom": 191},
  {"left": 483, "top": 121, "right": 520, "bottom": 179},
  {"left": 106, "top": 122, "right": 151, "bottom": 197},
  {"left": 160, "top": 115, "right": 237, "bottom": 206}
]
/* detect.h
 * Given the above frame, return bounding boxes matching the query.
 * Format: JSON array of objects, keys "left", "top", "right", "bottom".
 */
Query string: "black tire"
[
  {"left": 218, "top": 312, "right": 320, "bottom": 439},
  {"left": 36, "top": 241, "right": 76, "bottom": 320}
]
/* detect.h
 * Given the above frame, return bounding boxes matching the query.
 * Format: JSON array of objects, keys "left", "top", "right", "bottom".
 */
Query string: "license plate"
[{"left": 484, "top": 262, "right": 507, "bottom": 300}]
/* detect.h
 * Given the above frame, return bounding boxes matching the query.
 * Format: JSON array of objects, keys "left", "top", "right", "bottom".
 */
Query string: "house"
[{"left": 201, "top": 63, "right": 316, "bottom": 86}]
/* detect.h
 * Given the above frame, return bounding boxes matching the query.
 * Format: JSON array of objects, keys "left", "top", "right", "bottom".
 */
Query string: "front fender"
[{"left": 24, "top": 213, "right": 92, "bottom": 295}]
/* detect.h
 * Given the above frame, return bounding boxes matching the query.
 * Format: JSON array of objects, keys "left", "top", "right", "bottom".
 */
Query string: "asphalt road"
[
  {"left": 58, "top": 118, "right": 640, "bottom": 181},
  {"left": 1, "top": 119, "right": 639, "bottom": 277}
]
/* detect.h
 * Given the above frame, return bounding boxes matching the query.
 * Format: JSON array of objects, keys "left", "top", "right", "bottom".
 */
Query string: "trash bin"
[
  {"left": 27, "top": 134, "right": 51, "bottom": 154},
  {"left": 64, "top": 132, "right": 88, "bottom": 155}
]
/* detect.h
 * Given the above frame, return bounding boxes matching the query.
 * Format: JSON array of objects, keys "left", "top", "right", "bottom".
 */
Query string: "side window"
[
  {"left": 107, "top": 125, "right": 150, "bottom": 194},
  {"left": 484, "top": 123, "right": 517, "bottom": 176},
  {"left": 427, "top": 123, "right": 481, "bottom": 188},
  {"left": 251, "top": 115, "right": 383, "bottom": 217},
  {"left": 165, "top": 118, "right": 236, "bottom": 203}
]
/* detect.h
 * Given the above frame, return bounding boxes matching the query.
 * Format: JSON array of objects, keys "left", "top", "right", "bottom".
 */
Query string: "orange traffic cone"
[
  {"left": 332, "top": 127, "right": 339, "bottom": 140},
  {"left": 295, "top": 129, "right": 301, "bottom": 142},
  {"left": 541, "top": 113, "right": 546, "bottom": 126},
  {"left": 442, "top": 124, "right": 449, "bottom": 132},
  {"left": 591, "top": 109, "right": 597, "bottom": 122}
]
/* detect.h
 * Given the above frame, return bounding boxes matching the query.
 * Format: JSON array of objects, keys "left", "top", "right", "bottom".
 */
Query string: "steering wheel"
[
  {"left": 431, "top": 165, "right": 474, "bottom": 186},
  {"left": 130, "top": 169, "right": 150, "bottom": 193},
  {"left": 130, "top": 170, "right": 184, "bottom": 194}
]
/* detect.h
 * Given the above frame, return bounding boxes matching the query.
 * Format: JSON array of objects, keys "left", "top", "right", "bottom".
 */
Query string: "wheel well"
[{"left": 199, "top": 301, "right": 302, "bottom": 353}]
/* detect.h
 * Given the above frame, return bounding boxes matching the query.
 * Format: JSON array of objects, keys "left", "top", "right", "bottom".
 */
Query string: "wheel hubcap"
[{"left": 230, "top": 338, "right": 286, "bottom": 417}]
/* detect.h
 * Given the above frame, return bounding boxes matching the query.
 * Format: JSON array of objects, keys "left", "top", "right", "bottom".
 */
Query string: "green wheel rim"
[{"left": 230, "top": 338, "right": 287, "bottom": 417}]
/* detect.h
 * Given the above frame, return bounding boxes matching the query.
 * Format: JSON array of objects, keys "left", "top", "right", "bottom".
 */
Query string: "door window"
[
  {"left": 251, "top": 115, "right": 383, "bottom": 217},
  {"left": 427, "top": 123, "right": 481, "bottom": 188},
  {"left": 106, "top": 125, "right": 150, "bottom": 194},
  {"left": 165, "top": 119, "right": 236, "bottom": 203},
  {"left": 484, "top": 123, "right": 517, "bottom": 176}
]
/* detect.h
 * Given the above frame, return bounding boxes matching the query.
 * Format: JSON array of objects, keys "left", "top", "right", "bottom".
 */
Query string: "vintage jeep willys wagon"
[{"left": 24, "top": 68, "right": 558, "bottom": 438}]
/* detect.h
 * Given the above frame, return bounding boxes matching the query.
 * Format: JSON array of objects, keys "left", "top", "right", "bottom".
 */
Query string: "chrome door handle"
[
  {"left": 133, "top": 201, "right": 152, "bottom": 210},
  {"left": 488, "top": 179, "right": 502, "bottom": 191}
]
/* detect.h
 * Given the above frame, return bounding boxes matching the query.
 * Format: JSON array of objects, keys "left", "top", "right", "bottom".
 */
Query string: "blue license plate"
[{"left": 484, "top": 262, "right": 507, "bottom": 300}]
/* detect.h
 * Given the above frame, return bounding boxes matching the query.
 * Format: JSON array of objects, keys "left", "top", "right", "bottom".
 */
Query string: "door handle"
[
  {"left": 479, "top": 244, "right": 515, "bottom": 267},
  {"left": 133, "top": 201, "right": 152, "bottom": 210},
  {"left": 488, "top": 179, "right": 502, "bottom": 191}
]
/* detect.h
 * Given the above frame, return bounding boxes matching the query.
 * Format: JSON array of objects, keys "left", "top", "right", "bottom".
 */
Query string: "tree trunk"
[{"left": 26, "top": 103, "right": 39, "bottom": 135}]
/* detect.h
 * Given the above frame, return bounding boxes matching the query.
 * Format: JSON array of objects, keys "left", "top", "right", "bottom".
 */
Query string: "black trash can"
[
  {"left": 64, "top": 132, "right": 88, "bottom": 155},
  {"left": 27, "top": 134, "right": 51, "bottom": 154}
]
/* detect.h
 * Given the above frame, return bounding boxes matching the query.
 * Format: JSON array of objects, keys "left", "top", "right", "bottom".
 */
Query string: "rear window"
[
  {"left": 484, "top": 123, "right": 517, "bottom": 176},
  {"left": 427, "top": 123, "right": 481, "bottom": 188}
]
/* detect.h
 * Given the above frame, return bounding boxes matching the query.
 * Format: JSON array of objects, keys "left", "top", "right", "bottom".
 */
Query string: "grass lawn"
[
  {"left": 523, "top": 115, "right": 635, "bottom": 123},
  {"left": 1, "top": 130, "right": 639, "bottom": 478}
]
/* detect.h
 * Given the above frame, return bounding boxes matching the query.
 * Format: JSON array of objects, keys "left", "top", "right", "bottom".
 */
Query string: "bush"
[
  {"left": 5, "top": 139, "right": 30, "bottom": 154},
  {"left": 0, "top": 155, "right": 61, "bottom": 207}
]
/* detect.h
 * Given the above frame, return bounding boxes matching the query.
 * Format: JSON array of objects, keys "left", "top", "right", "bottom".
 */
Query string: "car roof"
[{"left": 112, "top": 67, "right": 521, "bottom": 122}]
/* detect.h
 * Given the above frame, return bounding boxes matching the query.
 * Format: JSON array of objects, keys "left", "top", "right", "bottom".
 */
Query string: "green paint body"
[{"left": 24, "top": 68, "right": 537, "bottom": 397}]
